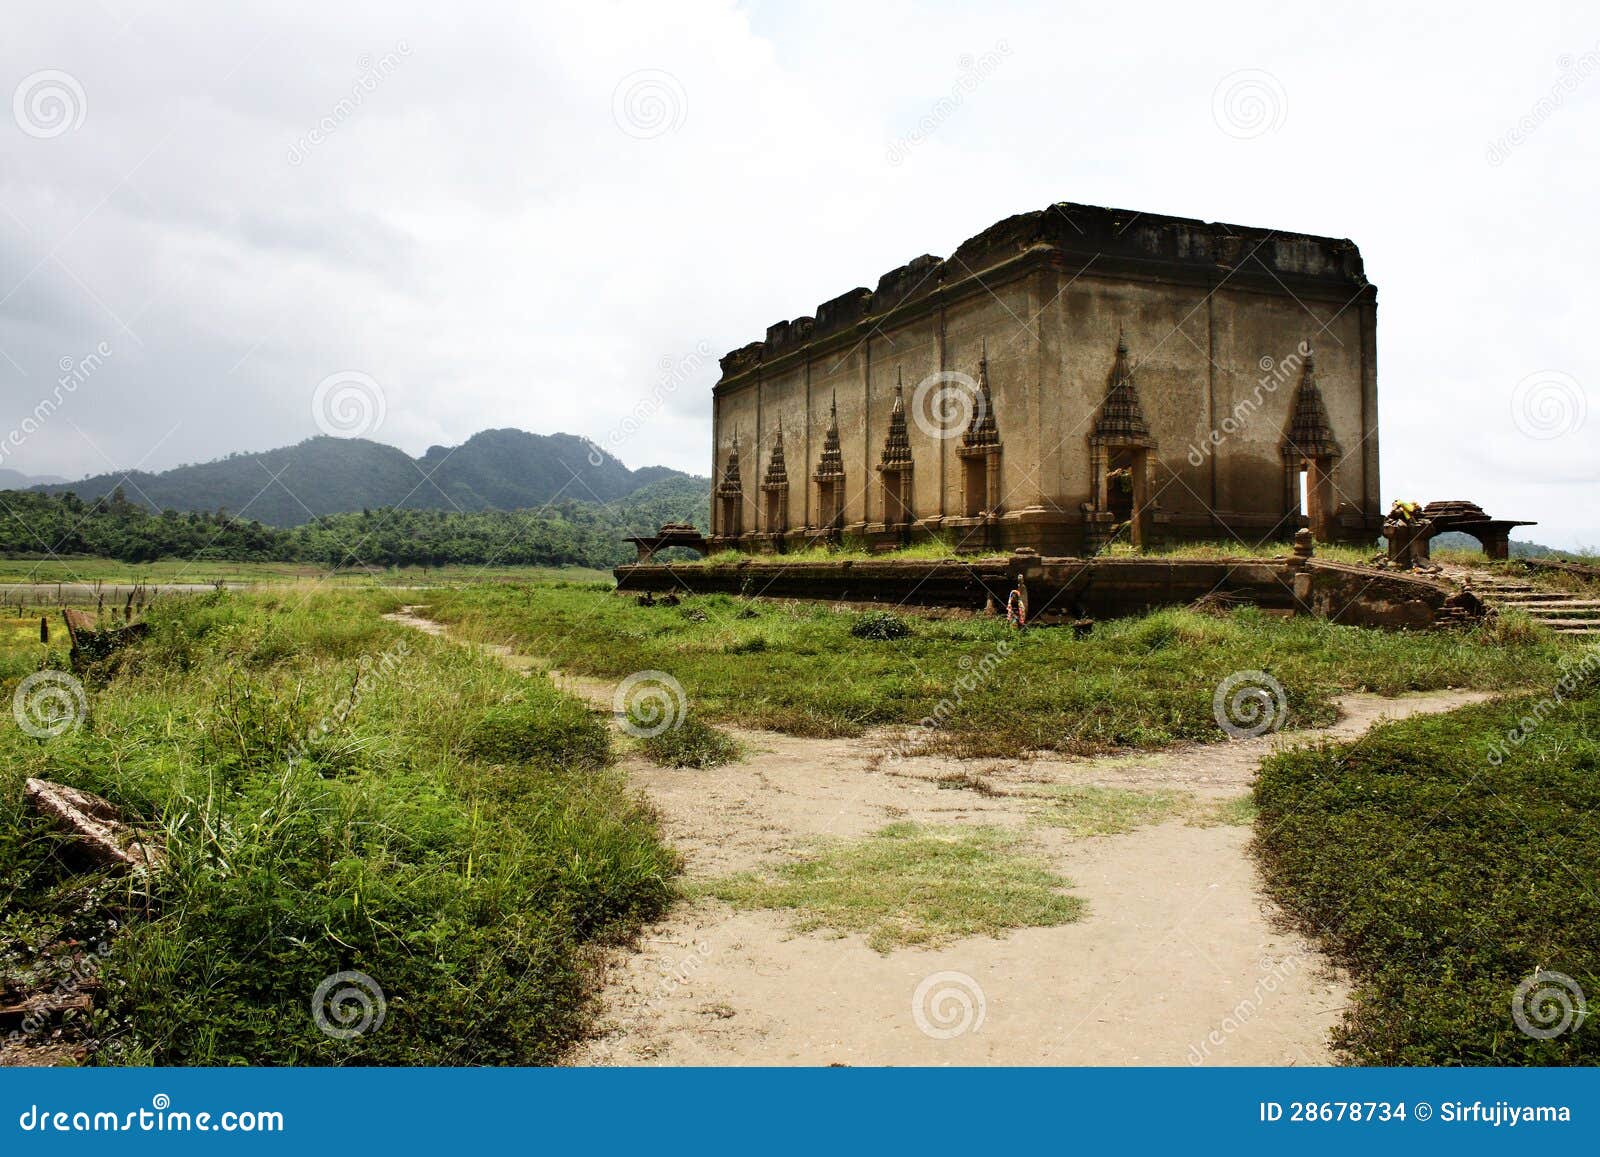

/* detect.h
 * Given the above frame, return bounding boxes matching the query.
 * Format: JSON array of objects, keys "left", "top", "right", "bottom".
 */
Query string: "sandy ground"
[{"left": 385, "top": 607, "right": 1492, "bottom": 1067}]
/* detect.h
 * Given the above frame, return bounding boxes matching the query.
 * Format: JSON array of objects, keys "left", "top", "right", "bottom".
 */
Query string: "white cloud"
[{"left": 1, "top": 0, "right": 1596, "bottom": 546}]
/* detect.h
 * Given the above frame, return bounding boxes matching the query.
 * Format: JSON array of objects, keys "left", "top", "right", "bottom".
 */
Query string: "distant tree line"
[{"left": 0, "top": 478, "right": 709, "bottom": 569}]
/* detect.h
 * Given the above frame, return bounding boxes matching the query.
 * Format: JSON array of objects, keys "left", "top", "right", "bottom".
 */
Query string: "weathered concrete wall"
[
  {"left": 1300, "top": 560, "right": 1454, "bottom": 630},
  {"left": 709, "top": 201, "right": 1381, "bottom": 553},
  {"left": 615, "top": 554, "right": 1459, "bottom": 631}
]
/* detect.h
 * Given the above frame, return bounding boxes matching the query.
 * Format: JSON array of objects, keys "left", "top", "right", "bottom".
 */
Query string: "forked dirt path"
[{"left": 385, "top": 607, "right": 1493, "bottom": 1066}]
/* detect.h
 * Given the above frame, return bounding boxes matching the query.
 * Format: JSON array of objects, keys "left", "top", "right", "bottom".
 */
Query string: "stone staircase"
[{"left": 1452, "top": 569, "right": 1600, "bottom": 637}]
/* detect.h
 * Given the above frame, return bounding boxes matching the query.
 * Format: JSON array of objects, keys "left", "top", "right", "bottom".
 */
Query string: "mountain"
[
  {"left": 0, "top": 477, "right": 710, "bottom": 569},
  {"left": 1429, "top": 531, "right": 1566, "bottom": 559},
  {"left": 0, "top": 468, "right": 67, "bottom": 488},
  {"left": 33, "top": 429, "right": 699, "bottom": 526}
]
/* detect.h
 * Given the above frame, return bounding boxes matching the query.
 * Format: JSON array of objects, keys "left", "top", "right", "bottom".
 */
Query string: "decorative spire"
[
  {"left": 960, "top": 340, "right": 1001, "bottom": 451},
  {"left": 716, "top": 429, "right": 744, "bottom": 497},
  {"left": 1282, "top": 346, "right": 1342, "bottom": 459},
  {"left": 878, "top": 369, "right": 913, "bottom": 469},
  {"left": 1091, "top": 331, "right": 1154, "bottom": 447},
  {"left": 814, "top": 392, "right": 844, "bottom": 480},
  {"left": 762, "top": 419, "right": 789, "bottom": 490}
]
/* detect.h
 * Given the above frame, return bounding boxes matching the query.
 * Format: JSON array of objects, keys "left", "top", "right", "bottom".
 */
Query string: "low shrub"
[
  {"left": 1255, "top": 683, "right": 1600, "bottom": 1064},
  {"left": 461, "top": 695, "right": 611, "bottom": 770},
  {"left": 850, "top": 611, "right": 911, "bottom": 641},
  {"left": 639, "top": 715, "right": 743, "bottom": 769}
]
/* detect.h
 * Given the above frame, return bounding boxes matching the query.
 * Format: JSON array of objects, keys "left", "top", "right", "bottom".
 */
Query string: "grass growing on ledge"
[
  {"left": 697, "top": 823, "right": 1084, "bottom": 953},
  {"left": 1133, "top": 539, "right": 1377, "bottom": 565},
  {"left": 1255, "top": 683, "right": 1600, "bottom": 1064},
  {"left": 674, "top": 538, "right": 1382, "bottom": 567},
  {"left": 690, "top": 540, "right": 989, "bottom": 566},
  {"left": 423, "top": 585, "right": 1578, "bottom": 760}
]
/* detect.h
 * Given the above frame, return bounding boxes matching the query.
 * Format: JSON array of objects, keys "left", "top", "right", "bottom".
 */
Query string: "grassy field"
[
  {"left": 0, "top": 589, "right": 675, "bottom": 1065},
  {"left": 7, "top": 565, "right": 1595, "bottom": 1068},
  {"left": 1256, "top": 676, "right": 1600, "bottom": 1064},
  {"left": 0, "top": 613, "right": 52, "bottom": 684},
  {"left": 0, "top": 558, "right": 611, "bottom": 586},
  {"left": 420, "top": 583, "right": 1577, "bottom": 759}
]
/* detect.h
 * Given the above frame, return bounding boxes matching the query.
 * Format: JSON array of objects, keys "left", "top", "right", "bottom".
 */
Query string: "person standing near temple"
[{"left": 1006, "top": 574, "right": 1028, "bottom": 629}]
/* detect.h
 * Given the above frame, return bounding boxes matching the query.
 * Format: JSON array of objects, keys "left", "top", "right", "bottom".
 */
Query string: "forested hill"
[
  {"left": 1, "top": 474, "right": 710, "bottom": 570},
  {"left": 0, "top": 468, "right": 67, "bottom": 488},
  {"left": 31, "top": 429, "right": 688, "bottom": 527}
]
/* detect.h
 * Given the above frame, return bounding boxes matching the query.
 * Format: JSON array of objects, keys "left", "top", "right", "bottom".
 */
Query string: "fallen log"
[
  {"left": 22, "top": 778, "right": 162, "bottom": 872},
  {"left": 0, "top": 991, "right": 93, "bottom": 1031}
]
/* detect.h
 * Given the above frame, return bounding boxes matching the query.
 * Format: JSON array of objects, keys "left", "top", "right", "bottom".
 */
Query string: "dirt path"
[{"left": 384, "top": 607, "right": 1493, "bottom": 1066}]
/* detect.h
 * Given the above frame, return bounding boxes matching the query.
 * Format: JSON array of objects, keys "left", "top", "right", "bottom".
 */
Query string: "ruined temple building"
[{"left": 707, "top": 201, "right": 1382, "bottom": 554}]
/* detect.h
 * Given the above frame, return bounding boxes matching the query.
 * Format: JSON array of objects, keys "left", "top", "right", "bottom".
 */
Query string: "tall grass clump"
[
  {"left": 0, "top": 589, "right": 677, "bottom": 1065},
  {"left": 637, "top": 714, "right": 743, "bottom": 769}
]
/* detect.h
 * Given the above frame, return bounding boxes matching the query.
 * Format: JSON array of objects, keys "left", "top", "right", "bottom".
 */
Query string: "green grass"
[
  {"left": 1134, "top": 539, "right": 1377, "bottom": 565},
  {"left": 0, "top": 612, "right": 57, "bottom": 683},
  {"left": 0, "top": 588, "right": 677, "bottom": 1065},
  {"left": 697, "top": 823, "right": 1084, "bottom": 952},
  {"left": 1255, "top": 676, "right": 1600, "bottom": 1064},
  {"left": 1196, "top": 794, "right": 1257, "bottom": 827},
  {"left": 1029, "top": 784, "right": 1193, "bottom": 836},
  {"left": 686, "top": 539, "right": 1378, "bottom": 566},
  {"left": 0, "top": 558, "right": 610, "bottom": 586},
  {"left": 1027, "top": 784, "right": 1256, "bottom": 834},
  {"left": 421, "top": 586, "right": 1575, "bottom": 760},
  {"left": 637, "top": 715, "right": 743, "bottom": 769},
  {"left": 692, "top": 540, "right": 993, "bottom": 566}
]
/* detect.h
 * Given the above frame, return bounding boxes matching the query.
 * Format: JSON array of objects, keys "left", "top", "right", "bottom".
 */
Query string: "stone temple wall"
[{"left": 709, "top": 201, "right": 1381, "bottom": 556}]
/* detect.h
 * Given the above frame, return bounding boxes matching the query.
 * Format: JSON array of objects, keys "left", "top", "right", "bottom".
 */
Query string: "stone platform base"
[{"left": 615, "top": 553, "right": 1472, "bottom": 631}]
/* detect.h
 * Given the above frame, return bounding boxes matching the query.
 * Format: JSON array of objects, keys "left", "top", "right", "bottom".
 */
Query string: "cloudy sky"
[{"left": 2, "top": 1, "right": 1596, "bottom": 545}]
